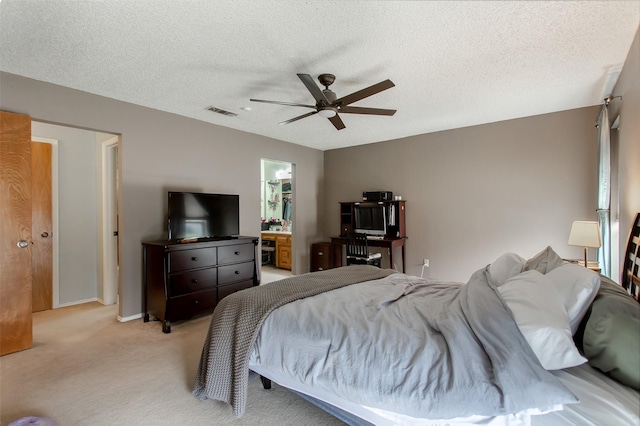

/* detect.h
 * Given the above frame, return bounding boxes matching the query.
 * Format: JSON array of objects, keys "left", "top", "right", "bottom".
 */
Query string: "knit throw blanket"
[{"left": 192, "top": 265, "right": 395, "bottom": 416}]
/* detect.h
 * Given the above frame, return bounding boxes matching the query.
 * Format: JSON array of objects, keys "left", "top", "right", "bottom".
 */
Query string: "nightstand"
[
  {"left": 565, "top": 259, "right": 601, "bottom": 273},
  {"left": 311, "top": 242, "right": 333, "bottom": 272}
]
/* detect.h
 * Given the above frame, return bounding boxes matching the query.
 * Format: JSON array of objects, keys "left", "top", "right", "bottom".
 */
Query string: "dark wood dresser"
[{"left": 142, "top": 236, "right": 259, "bottom": 333}]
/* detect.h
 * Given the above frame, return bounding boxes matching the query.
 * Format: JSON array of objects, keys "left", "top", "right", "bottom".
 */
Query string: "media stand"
[
  {"left": 332, "top": 200, "right": 407, "bottom": 271},
  {"left": 142, "top": 236, "right": 259, "bottom": 333}
]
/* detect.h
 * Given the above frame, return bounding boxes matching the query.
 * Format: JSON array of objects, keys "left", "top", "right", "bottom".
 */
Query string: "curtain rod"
[
  {"left": 604, "top": 95, "right": 622, "bottom": 106},
  {"left": 595, "top": 95, "right": 623, "bottom": 127}
]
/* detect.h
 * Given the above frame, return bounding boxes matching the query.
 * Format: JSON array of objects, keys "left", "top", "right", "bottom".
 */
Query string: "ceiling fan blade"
[
  {"left": 328, "top": 114, "right": 346, "bottom": 130},
  {"left": 334, "top": 79, "right": 395, "bottom": 106},
  {"left": 250, "top": 99, "right": 316, "bottom": 109},
  {"left": 278, "top": 111, "right": 318, "bottom": 125},
  {"left": 339, "top": 106, "right": 396, "bottom": 116},
  {"left": 297, "top": 74, "right": 330, "bottom": 105}
]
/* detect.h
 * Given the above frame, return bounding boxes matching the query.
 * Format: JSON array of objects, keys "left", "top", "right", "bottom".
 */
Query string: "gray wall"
[
  {"left": 32, "top": 122, "right": 99, "bottom": 305},
  {"left": 612, "top": 25, "right": 640, "bottom": 263},
  {"left": 1, "top": 72, "right": 325, "bottom": 318},
  {"left": 324, "top": 107, "right": 601, "bottom": 282}
]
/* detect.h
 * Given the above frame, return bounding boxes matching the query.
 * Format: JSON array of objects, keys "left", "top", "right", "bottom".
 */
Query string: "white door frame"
[
  {"left": 101, "top": 136, "right": 119, "bottom": 305},
  {"left": 289, "top": 163, "right": 296, "bottom": 275},
  {"left": 32, "top": 136, "right": 60, "bottom": 308}
]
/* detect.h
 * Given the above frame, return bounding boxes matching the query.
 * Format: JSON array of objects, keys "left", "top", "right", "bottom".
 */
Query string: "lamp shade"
[{"left": 568, "top": 221, "right": 602, "bottom": 248}]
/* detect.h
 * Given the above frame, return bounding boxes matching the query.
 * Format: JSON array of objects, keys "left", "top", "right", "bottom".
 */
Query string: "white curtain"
[{"left": 596, "top": 104, "right": 611, "bottom": 277}]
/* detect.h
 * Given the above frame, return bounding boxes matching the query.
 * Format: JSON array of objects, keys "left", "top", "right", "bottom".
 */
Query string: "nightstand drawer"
[
  {"left": 169, "top": 248, "right": 217, "bottom": 272},
  {"left": 218, "top": 261, "right": 254, "bottom": 284},
  {"left": 169, "top": 268, "right": 217, "bottom": 296},
  {"left": 218, "top": 243, "right": 254, "bottom": 264}
]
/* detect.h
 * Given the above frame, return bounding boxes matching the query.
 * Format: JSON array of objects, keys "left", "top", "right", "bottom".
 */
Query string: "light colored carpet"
[
  {"left": 260, "top": 265, "right": 291, "bottom": 284},
  {"left": 0, "top": 286, "right": 344, "bottom": 425}
]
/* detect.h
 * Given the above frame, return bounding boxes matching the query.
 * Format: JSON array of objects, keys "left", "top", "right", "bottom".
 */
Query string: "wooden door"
[
  {"left": 0, "top": 111, "right": 33, "bottom": 356},
  {"left": 32, "top": 142, "right": 53, "bottom": 312}
]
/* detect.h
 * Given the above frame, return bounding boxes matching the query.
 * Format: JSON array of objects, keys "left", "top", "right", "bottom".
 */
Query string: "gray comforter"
[
  {"left": 193, "top": 265, "right": 396, "bottom": 415},
  {"left": 195, "top": 265, "right": 578, "bottom": 419}
]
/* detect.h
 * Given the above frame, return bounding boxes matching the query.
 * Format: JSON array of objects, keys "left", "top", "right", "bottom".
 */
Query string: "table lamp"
[{"left": 568, "top": 221, "right": 601, "bottom": 268}]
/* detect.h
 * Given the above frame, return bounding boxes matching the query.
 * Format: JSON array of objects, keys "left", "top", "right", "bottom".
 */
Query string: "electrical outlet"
[{"left": 423, "top": 258, "right": 429, "bottom": 267}]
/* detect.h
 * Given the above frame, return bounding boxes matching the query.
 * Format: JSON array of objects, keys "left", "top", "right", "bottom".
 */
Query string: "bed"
[{"left": 193, "top": 214, "right": 640, "bottom": 425}]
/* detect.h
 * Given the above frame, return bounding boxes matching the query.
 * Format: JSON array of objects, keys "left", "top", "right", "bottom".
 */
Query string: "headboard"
[{"left": 622, "top": 212, "right": 640, "bottom": 301}]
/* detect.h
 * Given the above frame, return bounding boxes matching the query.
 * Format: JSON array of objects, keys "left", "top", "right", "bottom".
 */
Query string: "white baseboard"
[
  {"left": 57, "top": 297, "right": 99, "bottom": 308},
  {"left": 117, "top": 313, "right": 143, "bottom": 322},
  {"left": 56, "top": 298, "right": 141, "bottom": 322}
]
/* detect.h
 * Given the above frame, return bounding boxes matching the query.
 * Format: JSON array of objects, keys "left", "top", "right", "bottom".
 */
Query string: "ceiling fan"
[{"left": 250, "top": 73, "right": 396, "bottom": 130}]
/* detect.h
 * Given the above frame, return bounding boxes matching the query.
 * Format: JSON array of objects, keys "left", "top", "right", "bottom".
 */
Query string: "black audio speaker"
[{"left": 362, "top": 191, "right": 393, "bottom": 201}]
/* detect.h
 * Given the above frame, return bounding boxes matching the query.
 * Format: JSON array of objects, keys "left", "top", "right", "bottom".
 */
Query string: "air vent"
[{"left": 206, "top": 106, "right": 237, "bottom": 117}]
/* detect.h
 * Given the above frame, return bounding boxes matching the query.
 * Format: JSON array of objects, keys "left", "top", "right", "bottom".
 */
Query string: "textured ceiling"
[{"left": 1, "top": 1, "right": 638, "bottom": 151}]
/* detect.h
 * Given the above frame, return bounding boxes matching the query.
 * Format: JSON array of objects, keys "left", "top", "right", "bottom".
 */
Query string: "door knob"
[
  {"left": 17, "top": 240, "right": 29, "bottom": 248},
  {"left": 41, "top": 231, "right": 49, "bottom": 238}
]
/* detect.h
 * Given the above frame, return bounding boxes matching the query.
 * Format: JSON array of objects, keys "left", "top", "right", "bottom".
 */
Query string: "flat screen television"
[
  {"left": 354, "top": 202, "right": 387, "bottom": 236},
  {"left": 168, "top": 192, "right": 239, "bottom": 241}
]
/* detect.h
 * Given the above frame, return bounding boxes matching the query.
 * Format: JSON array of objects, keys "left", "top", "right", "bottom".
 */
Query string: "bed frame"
[{"left": 622, "top": 212, "right": 640, "bottom": 301}]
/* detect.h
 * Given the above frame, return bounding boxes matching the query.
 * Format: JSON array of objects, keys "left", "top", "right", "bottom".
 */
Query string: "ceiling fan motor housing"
[{"left": 322, "top": 89, "right": 337, "bottom": 104}]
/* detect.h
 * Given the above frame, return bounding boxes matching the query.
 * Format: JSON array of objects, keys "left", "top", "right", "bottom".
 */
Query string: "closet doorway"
[
  {"left": 260, "top": 159, "right": 294, "bottom": 282},
  {"left": 32, "top": 121, "right": 121, "bottom": 310}
]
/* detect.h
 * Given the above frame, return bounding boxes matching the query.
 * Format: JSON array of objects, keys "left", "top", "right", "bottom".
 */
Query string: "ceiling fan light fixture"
[
  {"left": 253, "top": 73, "right": 395, "bottom": 130},
  {"left": 318, "top": 108, "right": 337, "bottom": 118}
]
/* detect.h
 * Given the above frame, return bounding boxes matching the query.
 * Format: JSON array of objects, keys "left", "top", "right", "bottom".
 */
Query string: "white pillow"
[
  {"left": 546, "top": 263, "right": 600, "bottom": 335},
  {"left": 488, "top": 252, "right": 526, "bottom": 286},
  {"left": 497, "top": 270, "right": 587, "bottom": 370}
]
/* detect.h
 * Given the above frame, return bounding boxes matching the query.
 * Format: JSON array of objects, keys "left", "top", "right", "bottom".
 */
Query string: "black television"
[
  {"left": 168, "top": 192, "right": 239, "bottom": 241},
  {"left": 354, "top": 202, "right": 387, "bottom": 236}
]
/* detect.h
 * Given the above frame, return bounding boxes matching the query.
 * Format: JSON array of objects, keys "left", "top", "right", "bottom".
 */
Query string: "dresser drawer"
[
  {"left": 218, "top": 243, "right": 254, "bottom": 264},
  {"left": 218, "top": 261, "right": 254, "bottom": 284},
  {"left": 218, "top": 280, "right": 253, "bottom": 301},
  {"left": 169, "top": 248, "right": 217, "bottom": 272},
  {"left": 169, "top": 288, "right": 217, "bottom": 320},
  {"left": 169, "top": 268, "right": 217, "bottom": 296}
]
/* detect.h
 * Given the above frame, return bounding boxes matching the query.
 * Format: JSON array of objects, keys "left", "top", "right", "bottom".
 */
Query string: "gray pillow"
[
  {"left": 582, "top": 277, "right": 640, "bottom": 389},
  {"left": 523, "top": 246, "right": 565, "bottom": 274}
]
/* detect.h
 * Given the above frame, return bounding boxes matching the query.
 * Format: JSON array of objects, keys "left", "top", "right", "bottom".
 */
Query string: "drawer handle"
[
  {"left": 318, "top": 251, "right": 323, "bottom": 256},
  {"left": 318, "top": 267, "right": 324, "bottom": 271},
  {"left": 234, "top": 270, "right": 240, "bottom": 275},
  {"left": 191, "top": 256, "right": 198, "bottom": 261},
  {"left": 191, "top": 279, "right": 198, "bottom": 284},
  {"left": 194, "top": 300, "right": 199, "bottom": 304},
  {"left": 234, "top": 251, "right": 240, "bottom": 255}
]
